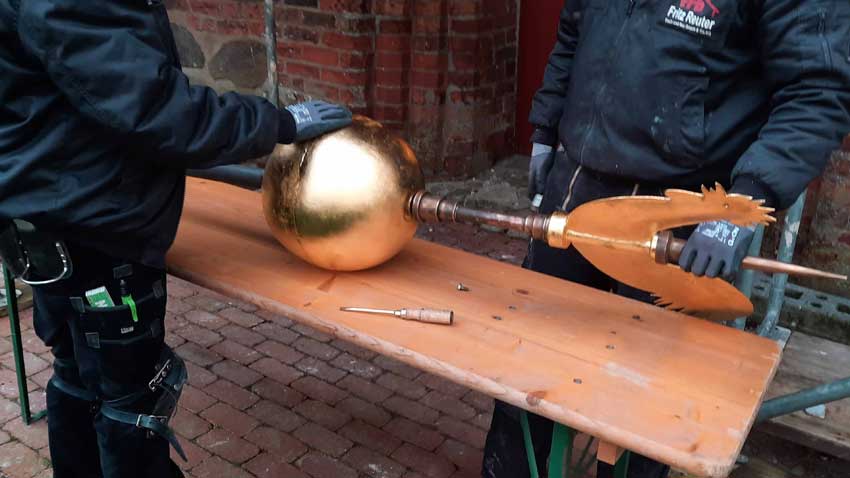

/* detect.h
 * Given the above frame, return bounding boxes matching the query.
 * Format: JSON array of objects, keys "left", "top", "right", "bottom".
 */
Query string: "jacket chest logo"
[{"left": 664, "top": 0, "right": 721, "bottom": 38}]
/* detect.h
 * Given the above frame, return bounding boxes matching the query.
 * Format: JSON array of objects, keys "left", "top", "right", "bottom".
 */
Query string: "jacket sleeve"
[
  {"left": 527, "top": 1, "right": 582, "bottom": 146},
  {"left": 16, "top": 0, "right": 294, "bottom": 169},
  {"left": 730, "top": 0, "right": 850, "bottom": 210}
]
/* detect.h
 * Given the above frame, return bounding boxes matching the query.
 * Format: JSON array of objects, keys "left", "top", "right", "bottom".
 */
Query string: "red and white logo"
[
  {"left": 664, "top": 0, "right": 720, "bottom": 38},
  {"left": 679, "top": 0, "right": 720, "bottom": 18}
]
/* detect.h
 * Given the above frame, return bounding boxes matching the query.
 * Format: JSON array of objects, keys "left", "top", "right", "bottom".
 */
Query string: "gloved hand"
[
  {"left": 280, "top": 100, "right": 352, "bottom": 143},
  {"left": 678, "top": 220, "right": 756, "bottom": 280},
  {"left": 528, "top": 142, "right": 556, "bottom": 202}
]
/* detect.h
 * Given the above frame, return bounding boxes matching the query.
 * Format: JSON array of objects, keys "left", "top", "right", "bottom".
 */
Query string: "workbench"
[{"left": 165, "top": 178, "right": 783, "bottom": 477}]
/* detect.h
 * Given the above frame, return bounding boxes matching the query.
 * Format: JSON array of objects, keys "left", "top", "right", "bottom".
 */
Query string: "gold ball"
[{"left": 262, "top": 116, "right": 425, "bottom": 271}]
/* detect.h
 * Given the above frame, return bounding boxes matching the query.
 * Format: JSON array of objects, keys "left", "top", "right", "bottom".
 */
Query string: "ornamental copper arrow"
[{"left": 409, "top": 183, "right": 845, "bottom": 322}]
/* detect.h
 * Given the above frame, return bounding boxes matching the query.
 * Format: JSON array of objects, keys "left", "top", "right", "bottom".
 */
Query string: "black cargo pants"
[
  {"left": 482, "top": 152, "right": 680, "bottom": 478},
  {"left": 32, "top": 243, "right": 183, "bottom": 478}
]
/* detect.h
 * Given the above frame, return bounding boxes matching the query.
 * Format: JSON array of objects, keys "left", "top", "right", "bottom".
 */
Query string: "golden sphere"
[{"left": 261, "top": 116, "right": 425, "bottom": 271}]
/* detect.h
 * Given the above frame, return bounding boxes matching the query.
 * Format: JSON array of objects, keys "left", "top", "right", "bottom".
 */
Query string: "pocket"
[
  {"left": 650, "top": 77, "right": 708, "bottom": 168},
  {"left": 797, "top": 8, "right": 834, "bottom": 72},
  {"left": 75, "top": 284, "right": 167, "bottom": 389}
]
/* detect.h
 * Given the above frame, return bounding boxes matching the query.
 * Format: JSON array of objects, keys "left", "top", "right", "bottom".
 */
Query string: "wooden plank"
[
  {"left": 597, "top": 441, "right": 625, "bottom": 465},
  {"left": 757, "top": 332, "right": 850, "bottom": 460},
  {"left": 166, "top": 179, "right": 783, "bottom": 478}
]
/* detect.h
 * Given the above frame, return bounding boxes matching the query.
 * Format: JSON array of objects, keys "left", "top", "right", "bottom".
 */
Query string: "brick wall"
[{"left": 165, "top": 0, "right": 519, "bottom": 178}]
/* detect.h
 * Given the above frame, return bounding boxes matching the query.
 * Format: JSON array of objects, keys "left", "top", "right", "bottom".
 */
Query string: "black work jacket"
[
  {"left": 0, "top": 0, "right": 289, "bottom": 267},
  {"left": 530, "top": 0, "right": 850, "bottom": 209}
]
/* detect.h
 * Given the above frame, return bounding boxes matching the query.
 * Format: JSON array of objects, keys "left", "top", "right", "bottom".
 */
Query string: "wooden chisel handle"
[
  {"left": 654, "top": 231, "right": 847, "bottom": 280},
  {"left": 399, "top": 308, "right": 454, "bottom": 325}
]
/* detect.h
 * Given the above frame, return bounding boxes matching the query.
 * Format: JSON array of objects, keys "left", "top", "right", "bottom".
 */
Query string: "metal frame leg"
[
  {"left": 2, "top": 264, "right": 46, "bottom": 424},
  {"left": 757, "top": 376, "right": 850, "bottom": 422},
  {"left": 547, "top": 424, "right": 574, "bottom": 478},
  {"left": 613, "top": 451, "right": 632, "bottom": 478}
]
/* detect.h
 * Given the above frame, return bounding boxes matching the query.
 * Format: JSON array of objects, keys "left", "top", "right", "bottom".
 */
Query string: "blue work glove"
[
  {"left": 528, "top": 142, "right": 556, "bottom": 202},
  {"left": 280, "top": 100, "right": 353, "bottom": 143},
  {"left": 678, "top": 220, "right": 756, "bottom": 280}
]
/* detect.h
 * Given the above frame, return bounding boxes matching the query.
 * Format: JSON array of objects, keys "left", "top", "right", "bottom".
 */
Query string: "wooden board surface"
[
  {"left": 166, "top": 179, "right": 783, "bottom": 477},
  {"left": 758, "top": 332, "right": 850, "bottom": 460}
]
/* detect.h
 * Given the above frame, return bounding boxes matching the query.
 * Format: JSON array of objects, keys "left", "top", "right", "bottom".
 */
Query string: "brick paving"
[{"left": 0, "top": 224, "right": 526, "bottom": 478}]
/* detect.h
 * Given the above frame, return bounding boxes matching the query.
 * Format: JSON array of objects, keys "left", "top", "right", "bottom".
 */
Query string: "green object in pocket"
[{"left": 122, "top": 294, "right": 139, "bottom": 323}]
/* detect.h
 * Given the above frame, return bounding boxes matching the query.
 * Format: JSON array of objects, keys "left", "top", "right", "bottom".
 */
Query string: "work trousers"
[
  {"left": 482, "top": 153, "right": 678, "bottom": 478},
  {"left": 32, "top": 243, "right": 183, "bottom": 478}
]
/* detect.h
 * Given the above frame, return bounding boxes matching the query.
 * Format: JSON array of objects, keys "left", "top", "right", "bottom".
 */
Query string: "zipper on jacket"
[
  {"left": 817, "top": 11, "right": 833, "bottom": 69},
  {"left": 577, "top": 2, "right": 634, "bottom": 166}
]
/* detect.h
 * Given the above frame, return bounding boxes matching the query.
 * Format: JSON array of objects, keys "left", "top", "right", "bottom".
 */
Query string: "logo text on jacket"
[{"left": 665, "top": 0, "right": 720, "bottom": 38}]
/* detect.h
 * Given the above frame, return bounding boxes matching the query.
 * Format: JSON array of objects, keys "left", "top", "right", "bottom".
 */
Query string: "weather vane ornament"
[{"left": 249, "top": 117, "right": 845, "bottom": 322}]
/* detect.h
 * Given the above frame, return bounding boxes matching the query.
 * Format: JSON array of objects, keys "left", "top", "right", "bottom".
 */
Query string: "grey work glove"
[
  {"left": 528, "top": 142, "right": 556, "bottom": 202},
  {"left": 678, "top": 220, "right": 756, "bottom": 280},
  {"left": 281, "top": 100, "right": 353, "bottom": 143}
]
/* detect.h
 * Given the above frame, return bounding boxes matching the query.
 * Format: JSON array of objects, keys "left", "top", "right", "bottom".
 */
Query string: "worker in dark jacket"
[
  {"left": 0, "top": 1, "right": 351, "bottom": 477},
  {"left": 484, "top": 0, "right": 850, "bottom": 477}
]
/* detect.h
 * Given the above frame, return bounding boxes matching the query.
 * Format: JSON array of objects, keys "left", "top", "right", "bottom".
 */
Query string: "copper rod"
[{"left": 657, "top": 231, "right": 847, "bottom": 281}]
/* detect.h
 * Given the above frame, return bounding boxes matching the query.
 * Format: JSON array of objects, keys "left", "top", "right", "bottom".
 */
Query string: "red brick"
[
  {"left": 247, "top": 400, "right": 306, "bottom": 433},
  {"left": 295, "top": 357, "right": 348, "bottom": 383},
  {"left": 339, "top": 51, "right": 370, "bottom": 69},
  {"left": 192, "top": 455, "right": 254, "bottom": 478},
  {"left": 21, "top": 329, "right": 50, "bottom": 354},
  {"left": 412, "top": 35, "right": 442, "bottom": 51},
  {"left": 283, "top": 25, "right": 320, "bottom": 43},
  {"left": 435, "top": 416, "right": 486, "bottom": 449},
  {"left": 451, "top": 18, "right": 485, "bottom": 34},
  {"left": 197, "top": 427, "right": 259, "bottom": 464},
  {"left": 410, "top": 70, "right": 443, "bottom": 88},
  {"left": 373, "top": 104, "right": 407, "bottom": 122},
  {"left": 251, "top": 378, "right": 306, "bottom": 408},
  {"left": 3, "top": 416, "right": 48, "bottom": 449},
  {"left": 291, "top": 324, "right": 334, "bottom": 343},
  {"left": 392, "top": 443, "right": 455, "bottom": 478},
  {"left": 206, "top": 379, "right": 260, "bottom": 410},
  {"left": 413, "top": 53, "right": 442, "bottom": 70},
  {"left": 245, "top": 452, "right": 309, "bottom": 478},
  {"left": 172, "top": 435, "right": 210, "bottom": 471},
  {"left": 336, "top": 396, "right": 392, "bottom": 428},
  {"left": 181, "top": 385, "right": 217, "bottom": 414},
  {"left": 421, "top": 390, "right": 476, "bottom": 420},
  {"left": 470, "top": 412, "right": 492, "bottom": 430},
  {"left": 175, "top": 324, "right": 223, "bottom": 348},
  {"left": 343, "top": 445, "right": 406, "bottom": 478},
  {"left": 462, "top": 390, "right": 493, "bottom": 413},
  {"left": 250, "top": 357, "right": 304, "bottom": 385},
  {"left": 416, "top": 374, "right": 468, "bottom": 399},
  {"left": 219, "top": 324, "right": 265, "bottom": 347},
  {"left": 376, "top": 51, "right": 406, "bottom": 69},
  {"left": 176, "top": 342, "right": 223, "bottom": 367},
  {"left": 245, "top": 426, "right": 308, "bottom": 461},
  {"left": 211, "top": 339, "right": 263, "bottom": 365},
  {"left": 0, "top": 441, "right": 47, "bottom": 477},
  {"left": 377, "top": 34, "right": 411, "bottom": 52},
  {"left": 376, "top": 373, "right": 428, "bottom": 400},
  {"left": 374, "top": 0, "right": 408, "bottom": 15},
  {"left": 219, "top": 307, "right": 263, "bottom": 328},
  {"left": 256, "top": 340, "right": 305, "bottom": 365},
  {"left": 380, "top": 19, "right": 412, "bottom": 34},
  {"left": 294, "top": 423, "right": 353, "bottom": 458},
  {"left": 200, "top": 402, "right": 260, "bottom": 436},
  {"left": 384, "top": 417, "right": 444, "bottom": 451},
  {"left": 183, "top": 309, "right": 228, "bottom": 330},
  {"left": 295, "top": 45, "right": 339, "bottom": 67},
  {"left": 383, "top": 396, "right": 440, "bottom": 425},
  {"left": 287, "top": 62, "right": 321, "bottom": 78},
  {"left": 184, "top": 293, "right": 229, "bottom": 313},
  {"left": 172, "top": 407, "right": 211, "bottom": 439},
  {"left": 291, "top": 376, "right": 348, "bottom": 404},
  {"left": 373, "top": 355, "right": 421, "bottom": 380},
  {"left": 166, "top": 276, "right": 197, "bottom": 297},
  {"left": 323, "top": 0, "right": 368, "bottom": 13},
  {"left": 340, "top": 420, "right": 402, "bottom": 455},
  {"left": 323, "top": 32, "right": 372, "bottom": 50},
  {"left": 375, "top": 67, "right": 408, "bottom": 85},
  {"left": 298, "top": 452, "right": 358, "bottom": 478},
  {"left": 185, "top": 361, "right": 217, "bottom": 388},
  {"left": 337, "top": 375, "right": 394, "bottom": 403},
  {"left": 294, "top": 399, "right": 351, "bottom": 431},
  {"left": 451, "top": 53, "right": 476, "bottom": 72},
  {"left": 253, "top": 323, "right": 299, "bottom": 345},
  {"left": 211, "top": 360, "right": 263, "bottom": 387},
  {"left": 255, "top": 310, "right": 294, "bottom": 327},
  {"left": 326, "top": 341, "right": 373, "bottom": 361},
  {"left": 413, "top": 16, "right": 442, "bottom": 34},
  {"left": 0, "top": 351, "right": 48, "bottom": 376},
  {"left": 331, "top": 353, "right": 383, "bottom": 379},
  {"left": 321, "top": 68, "right": 369, "bottom": 86},
  {"left": 438, "top": 438, "right": 484, "bottom": 472},
  {"left": 164, "top": 332, "right": 186, "bottom": 349},
  {"left": 0, "top": 429, "right": 9, "bottom": 446},
  {"left": 30, "top": 368, "right": 51, "bottom": 390},
  {"left": 293, "top": 337, "right": 339, "bottom": 361},
  {"left": 302, "top": 10, "right": 336, "bottom": 28}
]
